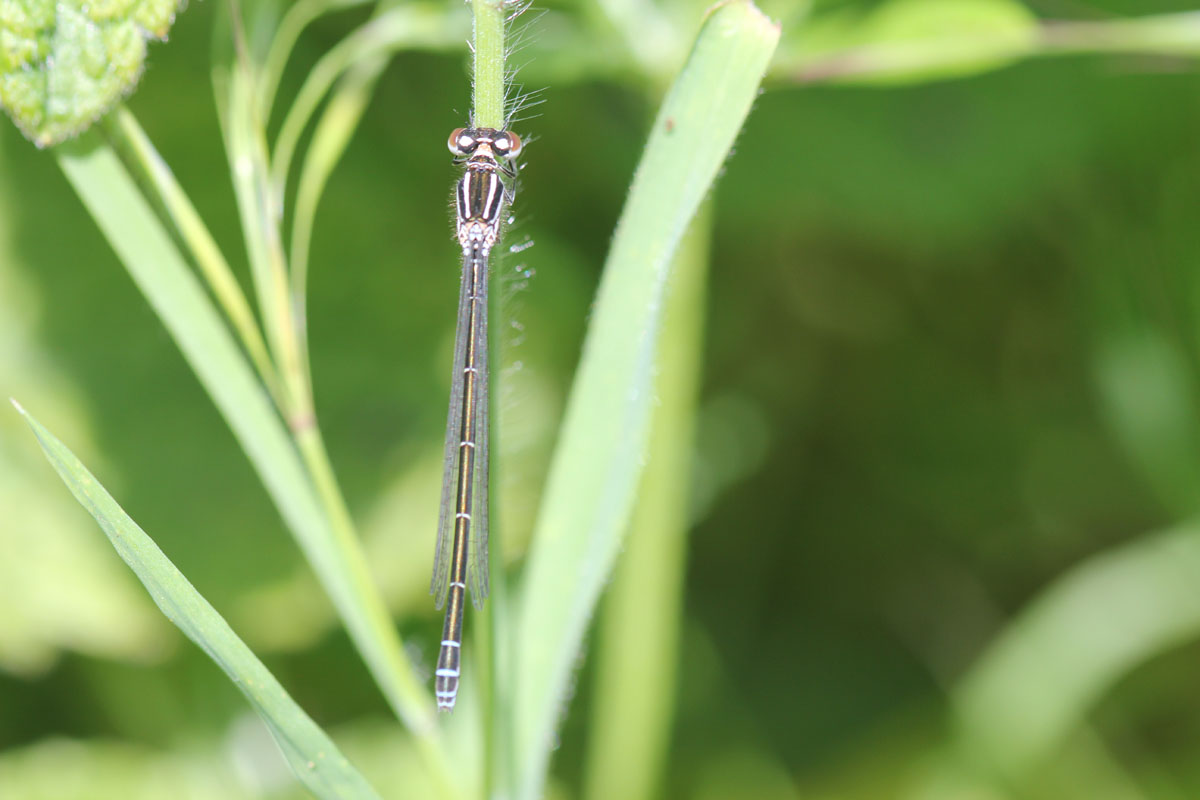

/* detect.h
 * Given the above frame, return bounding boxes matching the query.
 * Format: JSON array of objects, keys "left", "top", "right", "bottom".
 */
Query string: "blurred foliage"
[{"left": 4, "top": 0, "right": 1200, "bottom": 797}]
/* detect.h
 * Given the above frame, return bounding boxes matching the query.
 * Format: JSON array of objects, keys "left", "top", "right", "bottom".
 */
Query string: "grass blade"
[
  {"left": 12, "top": 400, "right": 382, "bottom": 800},
  {"left": 953, "top": 520, "right": 1200, "bottom": 779},
  {"left": 269, "top": 3, "right": 464, "bottom": 198},
  {"left": 258, "top": 0, "right": 375, "bottom": 118},
  {"left": 289, "top": 54, "right": 389, "bottom": 364},
  {"left": 107, "top": 108, "right": 283, "bottom": 408},
  {"left": 511, "top": 3, "right": 779, "bottom": 797},
  {"left": 582, "top": 202, "right": 710, "bottom": 800}
]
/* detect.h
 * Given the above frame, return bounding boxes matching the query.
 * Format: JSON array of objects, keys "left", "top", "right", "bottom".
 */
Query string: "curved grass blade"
[
  {"left": 511, "top": 3, "right": 779, "bottom": 797},
  {"left": 258, "top": 0, "right": 375, "bottom": 118},
  {"left": 289, "top": 54, "right": 390, "bottom": 386},
  {"left": 12, "top": 400, "right": 382, "bottom": 800},
  {"left": 109, "top": 108, "right": 282, "bottom": 408},
  {"left": 953, "top": 519, "right": 1200, "bottom": 780},
  {"left": 269, "top": 3, "right": 465, "bottom": 197}
]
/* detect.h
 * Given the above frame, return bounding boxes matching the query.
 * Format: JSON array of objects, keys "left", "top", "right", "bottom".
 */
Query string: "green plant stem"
[
  {"left": 468, "top": 0, "right": 510, "bottom": 794},
  {"left": 224, "top": 60, "right": 310, "bottom": 421},
  {"left": 471, "top": 0, "right": 506, "bottom": 129},
  {"left": 581, "top": 200, "right": 709, "bottom": 800},
  {"left": 1037, "top": 11, "right": 1200, "bottom": 56},
  {"left": 953, "top": 518, "right": 1200, "bottom": 781},
  {"left": 106, "top": 108, "right": 284, "bottom": 408}
]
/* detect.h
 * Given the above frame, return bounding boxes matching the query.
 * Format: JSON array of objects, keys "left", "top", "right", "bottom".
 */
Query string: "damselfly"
[{"left": 430, "top": 126, "right": 522, "bottom": 712}]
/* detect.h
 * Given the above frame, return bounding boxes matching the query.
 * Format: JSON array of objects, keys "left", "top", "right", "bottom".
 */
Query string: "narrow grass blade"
[
  {"left": 258, "top": 0, "right": 375, "bottom": 118},
  {"left": 270, "top": 3, "right": 465, "bottom": 197},
  {"left": 511, "top": 3, "right": 778, "bottom": 797},
  {"left": 55, "top": 135, "right": 440, "bottom": 742},
  {"left": 289, "top": 54, "right": 389, "bottom": 354},
  {"left": 107, "top": 108, "right": 283, "bottom": 408},
  {"left": 582, "top": 202, "right": 710, "bottom": 800},
  {"left": 953, "top": 520, "right": 1200, "bottom": 779},
  {"left": 12, "top": 401, "right": 382, "bottom": 800}
]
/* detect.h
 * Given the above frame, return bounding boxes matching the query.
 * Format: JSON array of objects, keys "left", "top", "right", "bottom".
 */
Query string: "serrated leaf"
[{"left": 0, "top": 0, "right": 180, "bottom": 147}]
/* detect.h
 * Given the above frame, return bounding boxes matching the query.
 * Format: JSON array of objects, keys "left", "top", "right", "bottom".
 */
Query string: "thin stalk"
[
  {"left": 224, "top": 29, "right": 310, "bottom": 420},
  {"left": 1038, "top": 11, "right": 1200, "bottom": 57},
  {"left": 471, "top": 0, "right": 507, "bottom": 129},
  {"left": 285, "top": 0, "right": 406, "bottom": 384},
  {"left": 107, "top": 108, "right": 284, "bottom": 408},
  {"left": 469, "top": 1, "right": 511, "bottom": 796}
]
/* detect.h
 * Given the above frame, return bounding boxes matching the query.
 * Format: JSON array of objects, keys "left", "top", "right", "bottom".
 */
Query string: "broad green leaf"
[
  {"left": 0, "top": 0, "right": 181, "bottom": 146},
  {"left": 511, "top": 3, "right": 778, "bottom": 798},
  {"left": 13, "top": 401, "right": 382, "bottom": 800}
]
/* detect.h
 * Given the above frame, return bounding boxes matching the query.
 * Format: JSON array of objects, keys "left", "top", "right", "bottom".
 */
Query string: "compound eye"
[
  {"left": 495, "top": 131, "right": 522, "bottom": 158},
  {"left": 448, "top": 128, "right": 474, "bottom": 155}
]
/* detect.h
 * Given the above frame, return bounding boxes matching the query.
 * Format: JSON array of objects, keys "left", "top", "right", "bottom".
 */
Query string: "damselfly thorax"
[{"left": 450, "top": 127, "right": 522, "bottom": 256}]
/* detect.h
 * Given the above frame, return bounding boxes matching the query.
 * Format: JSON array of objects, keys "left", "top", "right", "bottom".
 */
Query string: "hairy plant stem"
[{"left": 470, "top": 1, "right": 512, "bottom": 797}]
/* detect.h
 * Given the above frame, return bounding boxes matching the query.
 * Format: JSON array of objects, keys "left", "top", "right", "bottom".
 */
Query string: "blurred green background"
[{"left": 5, "top": 0, "right": 1200, "bottom": 797}]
